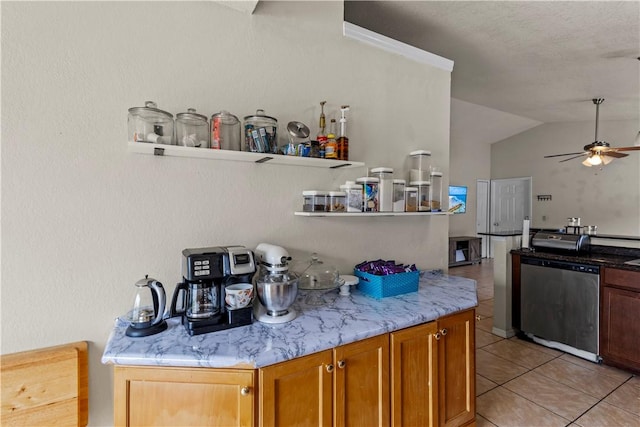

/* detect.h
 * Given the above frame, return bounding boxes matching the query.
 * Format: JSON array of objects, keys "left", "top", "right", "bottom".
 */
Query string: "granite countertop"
[
  {"left": 102, "top": 272, "right": 477, "bottom": 369},
  {"left": 511, "top": 245, "right": 640, "bottom": 272}
]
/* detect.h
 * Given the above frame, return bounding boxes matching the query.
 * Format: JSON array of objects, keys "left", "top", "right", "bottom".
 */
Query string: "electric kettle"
[{"left": 125, "top": 275, "right": 168, "bottom": 337}]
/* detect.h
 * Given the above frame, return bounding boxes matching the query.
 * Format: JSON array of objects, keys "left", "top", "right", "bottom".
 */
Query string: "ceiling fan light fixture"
[{"left": 584, "top": 154, "right": 603, "bottom": 166}]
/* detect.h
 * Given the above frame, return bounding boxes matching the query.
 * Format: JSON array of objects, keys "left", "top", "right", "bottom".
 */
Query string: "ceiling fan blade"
[
  {"left": 559, "top": 154, "right": 588, "bottom": 162},
  {"left": 544, "top": 151, "right": 587, "bottom": 158},
  {"left": 603, "top": 151, "right": 629, "bottom": 158},
  {"left": 610, "top": 146, "right": 640, "bottom": 152}
]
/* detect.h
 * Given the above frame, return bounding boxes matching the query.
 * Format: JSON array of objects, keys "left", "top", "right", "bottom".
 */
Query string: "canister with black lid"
[{"left": 128, "top": 101, "right": 175, "bottom": 145}]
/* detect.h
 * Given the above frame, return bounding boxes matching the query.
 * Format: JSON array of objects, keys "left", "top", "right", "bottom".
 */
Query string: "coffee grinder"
[{"left": 170, "top": 246, "right": 256, "bottom": 336}]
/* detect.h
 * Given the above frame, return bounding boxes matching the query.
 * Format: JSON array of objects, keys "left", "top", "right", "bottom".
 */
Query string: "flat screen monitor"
[{"left": 448, "top": 185, "right": 467, "bottom": 214}]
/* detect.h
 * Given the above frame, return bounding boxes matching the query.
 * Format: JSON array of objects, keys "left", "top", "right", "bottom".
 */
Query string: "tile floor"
[{"left": 448, "top": 260, "right": 640, "bottom": 427}]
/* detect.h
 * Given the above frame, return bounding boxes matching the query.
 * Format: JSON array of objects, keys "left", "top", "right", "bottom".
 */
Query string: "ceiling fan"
[{"left": 544, "top": 98, "right": 640, "bottom": 167}]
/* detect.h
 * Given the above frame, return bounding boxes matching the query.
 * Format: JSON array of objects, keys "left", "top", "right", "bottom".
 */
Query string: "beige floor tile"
[
  {"left": 476, "top": 414, "right": 498, "bottom": 427},
  {"left": 476, "top": 328, "right": 504, "bottom": 349},
  {"left": 604, "top": 381, "right": 640, "bottom": 417},
  {"left": 575, "top": 401, "right": 640, "bottom": 427},
  {"left": 508, "top": 336, "right": 564, "bottom": 357},
  {"left": 476, "top": 374, "right": 498, "bottom": 396},
  {"left": 534, "top": 358, "right": 627, "bottom": 399},
  {"left": 476, "top": 349, "right": 529, "bottom": 385},
  {"left": 476, "top": 299, "right": 494, "bottom": 318},
  {"left": 482, "top": 339, "right": 558, "bottom": 369},
  {"left": 559, "top": 353, "right": 634, "bottom": 382},
  {"left": 477, "top": 386, "right": 568, "bottom": 427},
  {"left": 503, "top": 371, "right": 599, "bottom": 421},
  {"left": 476, "top": 317, "right": 494, "bottom": 333},
  {"left": 629, "top": 375, "right": 640, "bottom": 388}
]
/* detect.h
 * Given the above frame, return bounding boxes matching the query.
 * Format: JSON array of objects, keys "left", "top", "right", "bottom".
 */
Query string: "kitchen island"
[{"left": 103, "top": 271, "right": 478, "bottom": 426}]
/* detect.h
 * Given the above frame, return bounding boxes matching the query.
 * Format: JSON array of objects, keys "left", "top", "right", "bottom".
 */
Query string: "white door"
[
  {"left": 490, "top": 177, "right": 532, "bottom": 232},
  {"left": 476, "top": 180, "right": 490, "bottom": 258}
]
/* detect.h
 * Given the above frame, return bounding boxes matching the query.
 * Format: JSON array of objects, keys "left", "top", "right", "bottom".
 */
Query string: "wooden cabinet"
[
  {"left": 390, "top": 310, "right": 475, "bottom": 427},
  {"left": 114, "top": 366, "right": 256, "bottom": 427},
  {"left": 259, "top": 350, "right": 333, "bottom": 426},
  {"left": 600, "top": 268, "right": 640, "bottom": 373},
  {"left": 449, "top": 237, "right": 481, "bottom": 267},
  {"left": 259, "top": 335, "right": 389, "bottom": 427}
]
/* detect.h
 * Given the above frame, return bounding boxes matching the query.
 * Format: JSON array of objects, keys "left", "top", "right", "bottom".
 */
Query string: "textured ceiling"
[{"left": 345, "top": 1, "right": 640, "bottom": 123}]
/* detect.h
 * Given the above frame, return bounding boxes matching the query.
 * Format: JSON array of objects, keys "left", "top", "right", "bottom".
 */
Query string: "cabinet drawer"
[{"left": 603, "top": 268, "right": 640, "bottom": 292}]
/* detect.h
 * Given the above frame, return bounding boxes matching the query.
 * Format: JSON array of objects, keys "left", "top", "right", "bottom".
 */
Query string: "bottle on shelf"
[
  {"left": 325, "top": 119, "right": 338, "bottom": 159},
  {"left": 337, "top": 105, "right": 350, "bottom": 161},
  {"left": 317, "top": 101, "right": 327, "bottom": 158}
]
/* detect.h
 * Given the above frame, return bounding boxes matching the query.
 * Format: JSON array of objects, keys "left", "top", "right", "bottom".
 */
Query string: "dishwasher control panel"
[{"left": 521, "top": 257, "right": 600, "bottom": 274}]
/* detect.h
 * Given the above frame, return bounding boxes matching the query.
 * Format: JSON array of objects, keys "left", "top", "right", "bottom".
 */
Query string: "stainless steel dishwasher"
[{"left": 520, "top": 257, "right": 600, "bottom": 362}]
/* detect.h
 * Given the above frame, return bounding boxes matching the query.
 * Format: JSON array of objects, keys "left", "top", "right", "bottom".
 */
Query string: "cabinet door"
[
  {"left": 600, "top": 285, "right": 640, "bottom": 371},
  {"left": 438, "top": 309, "right": 476, "bottom": 427},
  {"left": 390, "top": 322, "right": 438, "bottom": 427},
  {"left": 114, "top": 366, "right": 255, "bottom": 427},
  {"left": 259, "top": 350, "right": 333, "bottom": 427},
  {"left": 334, "top": 334, "right": 390, "bottom": 427}
]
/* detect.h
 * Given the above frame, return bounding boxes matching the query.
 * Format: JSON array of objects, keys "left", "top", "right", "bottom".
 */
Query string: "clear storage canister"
[
  {"left": 328, "top": 191, "right": 346, "bottom": 212},
  {"left": 243, "top": 109, "right": 278, "bottom": 154},
  {"left": 175, "top": 108, "right": 209, "bottom": 148},
  {"left": 356, "top": 177, "right": 379, "bottom": 212},
  {"left": 211, "top": 110, "right": 241, "bottom": 151},
  {"left": 370, "top": 167, "right": 393, "bottom": 212},
  {"left": 302, "top": 191, "right": 328, "bottom": 212},
  {"left": 409, "top": 150, "right": 431, "bottom": 182},
  {"left": 128, "top": 101, "right": 174, "bottom": 145},
  {"left": 393, "top": 179, "right": 406, "bottom": 212},
  {"left": 404, "top": 187, "right": 418, "bottom": 212},
  {"left": 410, "top": 181, "right": 431, "bottom": 211},
  {"left": 429, "top": 172, "right": 443, "bottom": 212},
  {"left": 340, "top": 181, "right": 363, "bottom": 212}
]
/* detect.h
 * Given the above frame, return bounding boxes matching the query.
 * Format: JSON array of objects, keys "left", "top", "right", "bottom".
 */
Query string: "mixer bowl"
[{"left": 255, "top": 272, "right": 299, "bottom": 316}]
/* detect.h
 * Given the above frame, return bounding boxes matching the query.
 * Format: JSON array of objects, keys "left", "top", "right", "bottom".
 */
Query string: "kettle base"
[{"left": 125, "top": 320, "right": 168, "bottom": 337}]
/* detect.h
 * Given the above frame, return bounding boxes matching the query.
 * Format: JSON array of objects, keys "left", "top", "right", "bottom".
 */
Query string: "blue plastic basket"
[{"left": 354, "top": 269, "right": 420, "bottom": 299}]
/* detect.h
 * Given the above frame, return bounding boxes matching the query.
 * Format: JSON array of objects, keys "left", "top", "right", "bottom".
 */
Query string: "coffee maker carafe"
[{"left": 170, "top": 246, "right": 256, "bottom": 336}]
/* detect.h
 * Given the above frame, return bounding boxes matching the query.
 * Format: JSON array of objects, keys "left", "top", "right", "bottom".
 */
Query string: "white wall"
[
  {"left": 1, "top": 2, "right": 451, "bottom": 425},
  {"left": 491, "top": 120, "right": 640, "bottom": 235}
]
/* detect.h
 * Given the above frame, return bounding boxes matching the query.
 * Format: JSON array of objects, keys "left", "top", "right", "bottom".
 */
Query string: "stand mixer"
[{"left": 253, "top": 243, "right": 299, "bottom": 324}]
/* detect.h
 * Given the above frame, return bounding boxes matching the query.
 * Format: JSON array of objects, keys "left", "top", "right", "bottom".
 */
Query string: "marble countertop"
[{"left": 102, "top": 271, "right": 477, "bottom": 369}]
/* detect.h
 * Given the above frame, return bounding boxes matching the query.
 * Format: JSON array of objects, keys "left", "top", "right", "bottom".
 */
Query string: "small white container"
[
  {"left": 327, "top": 191, "right": 346, "bottom": 212},
  {"left": 370, "top": 167, "right": 394, "bottom": 212},
  {"left": 410, "top": 181, "right": 431, "bottom": 211},
  {"left": 302, "top": 190, "right": 328, "bottom": 212},
  {"left": 429, "top": 172, "right": 443, "bottom": 212},
  {"left": 409, "top": 150, "right": 431, "bottom": 182},
  {"left": 340, "top": 181, "right": 363, "bottom": 212},
  {"left": 356, "top": 177, "right": 380, "bottom": 212},
  {"left": 392, "top": 179, "right": 406, "bottom": 212},
  {"left": 404, "top": 187, "right": 418, "bottom": 212}
]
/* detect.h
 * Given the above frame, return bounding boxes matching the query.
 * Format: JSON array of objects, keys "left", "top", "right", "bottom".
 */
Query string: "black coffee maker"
[{"left": 170, "top": 246, "right": 256, "bottom": 336}]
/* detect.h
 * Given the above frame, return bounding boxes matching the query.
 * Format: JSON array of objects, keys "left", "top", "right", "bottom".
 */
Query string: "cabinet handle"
[
  {"left": 476, "top": 315, "right": 481, "bottom": 322},
  {"left": 440, "top": 328, "right": 448, "bottom": 336},
  {"left": 434, "top": 332, "right": 441, "bottom": 340},
  {"left": 240, "top": 387, "right": 250, "bottom": 396},
  {"left": 326, "top": 364, "right": 334, "bottom": 373},
  {"left": 337, "top": 360, "right": 346, "bottom": 369}
]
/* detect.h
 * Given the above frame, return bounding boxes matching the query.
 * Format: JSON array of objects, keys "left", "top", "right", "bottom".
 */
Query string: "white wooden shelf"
[
  {"left": 294, "top": 211, "right": 450, "bottom": 217},
  {"left": 128, "top": 142, "right": 365, "bottom": 169}
]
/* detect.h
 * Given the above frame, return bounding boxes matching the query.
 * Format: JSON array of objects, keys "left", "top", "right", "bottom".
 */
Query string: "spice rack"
[
  {"left": 294, "top": 211, "right": 449, "bottom": 217},
  {"left": 127, "top": 142, "right": 365, "bottom": 169}
]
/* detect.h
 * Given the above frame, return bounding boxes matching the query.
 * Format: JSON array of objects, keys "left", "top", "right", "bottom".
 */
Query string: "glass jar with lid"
[
  {"left": 392, "top": 179, "right": 406, "bottom": 212},
  {"left": 175, "top": 108, "right": 209, "bottom": 148},
  {"left": 410, "top": 181, "right": 431, "bottom": 211},
  {"left": 243, "top": 109, "right": 278, "bottom": 154},
  {"left": 429, "top": 172, "right": 443, "bottom": 212},
  {"left": 128, "top": 101, "right": 175, "bottom": 145},
  {"left": 409, "top": 150, "right": 431, "bottom": 182},
  {"left": 356, "top": 177, "right": 379, "bottom": 212},
  {"left": 211, "top": 111, "right": 241, "bottom": 151},
  {"left": 370, "top": 167, "right": 394, "bottom": 212}
]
